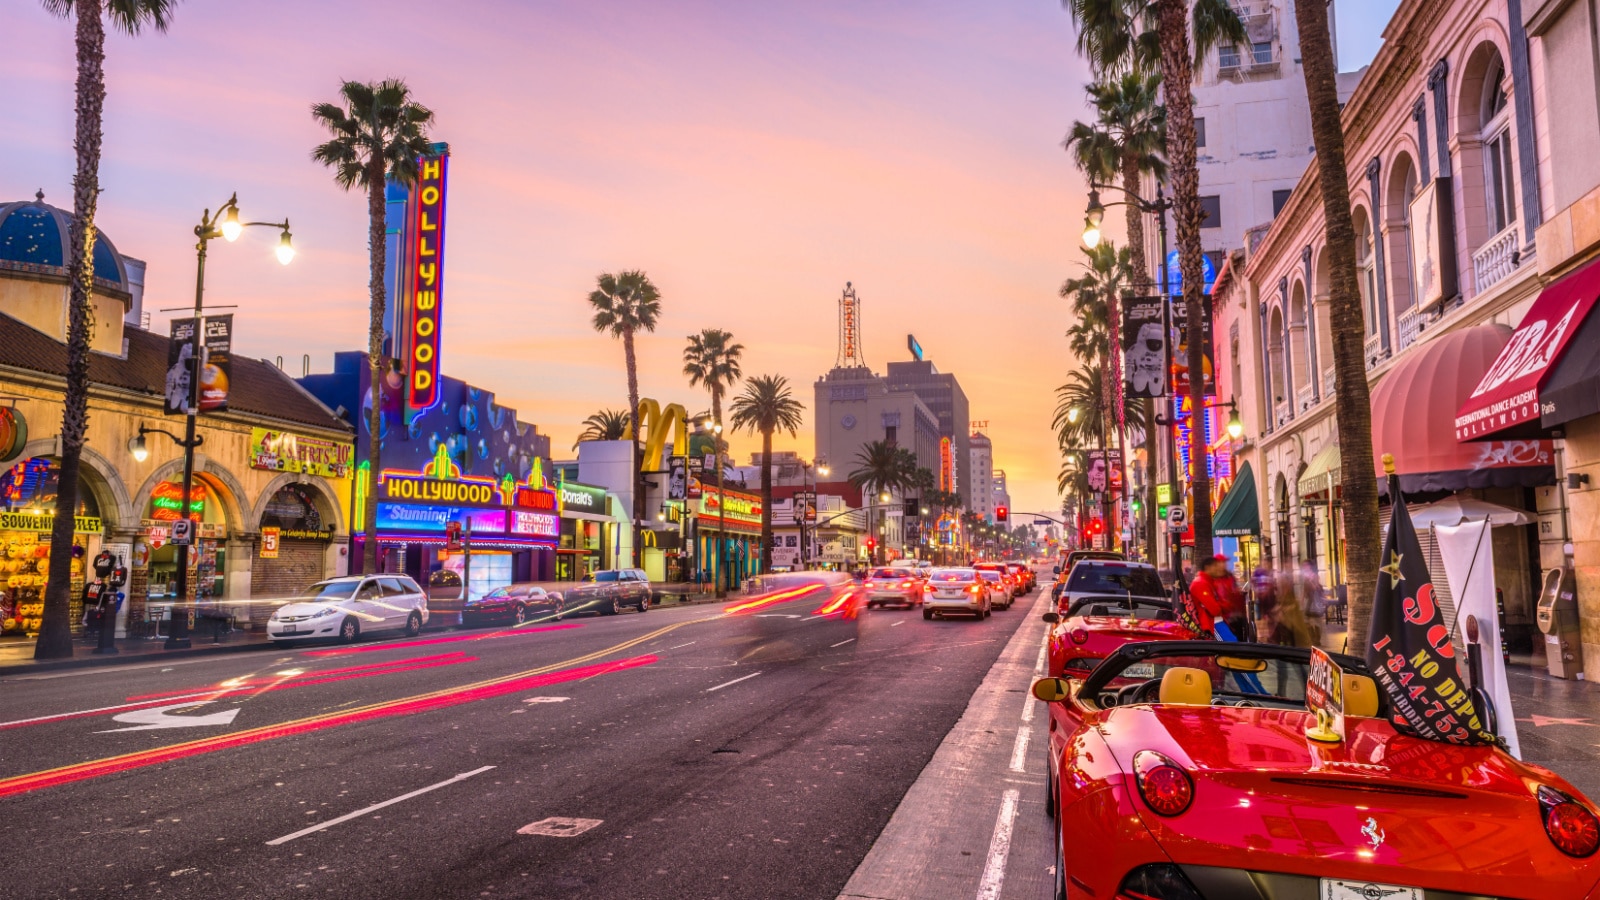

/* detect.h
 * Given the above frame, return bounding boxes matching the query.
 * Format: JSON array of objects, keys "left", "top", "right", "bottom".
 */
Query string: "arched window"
[
  {"left": 1355, "top": 209, "right": 1378, "bottom": 338},
  {"left": 1480, "top": 53, "right": 1516, "bottom": 236}
]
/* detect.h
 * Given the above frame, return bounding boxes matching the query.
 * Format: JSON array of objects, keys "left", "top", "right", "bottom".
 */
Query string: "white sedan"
[
  {"left": 268, "top": 575, "right": 429, "bottom": 643},
  {"left": 921, "top": 567, "right": 992, "bottom": 621}
]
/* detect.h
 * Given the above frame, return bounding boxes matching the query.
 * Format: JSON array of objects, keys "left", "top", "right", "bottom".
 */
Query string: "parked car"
[
  {"left": 973, "top": 562, "right": 1021, "bottom": 602},
  {"left": 864, "top": 566, "right": 923, "bottom": 609},
  {"left": 561, "top": 568, "right": 652, "bottom": 616},
  {"left": 1005, "top": 561, "right": 1036, "bottom": 593},
  {"left": 1057, "top": 559, "right": 1166, "bottom": 614},
  {"left": 1040, "top": 595, "right": 1190, "bottom": 679},
  {"left": 1037, "top": 642, "right": 1600, "bottom": 900},
  {"left": 973, "top": 568, "right": 1015, "bottom": 610},
  {"left": 463, "top": 583, "right": 564, "bottom": 626},
  {"left": 267, "top": 575, "right": 429, "bottom": 643},
  {"left": 922, "top": 567, "right": 992, "bottom": 620}
]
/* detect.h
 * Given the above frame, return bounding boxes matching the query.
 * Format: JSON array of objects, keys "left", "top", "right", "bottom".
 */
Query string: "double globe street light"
[{"left": 129, "top": 194, "right": 293, "bottom": 649}]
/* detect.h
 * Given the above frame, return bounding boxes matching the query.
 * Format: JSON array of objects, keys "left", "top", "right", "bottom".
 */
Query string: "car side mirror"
[
  {"left": 1041, "top": 612, "right": 1060, "bottom": 624},
  {"left": 1052, "top": 565, "right": 1061, "bottom": 575},
  {"left": 1032, "top": 677, "right": 1072, "bottom": 703}
]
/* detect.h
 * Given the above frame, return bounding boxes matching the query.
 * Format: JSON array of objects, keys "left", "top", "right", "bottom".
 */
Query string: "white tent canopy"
[{"left": 1410, "top": 496, "right": 1535, "bottom": 529}]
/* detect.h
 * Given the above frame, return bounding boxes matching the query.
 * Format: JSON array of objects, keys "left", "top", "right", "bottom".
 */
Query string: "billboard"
[{"left": 165, "top": 315, "right": 233, "bottom": 414}]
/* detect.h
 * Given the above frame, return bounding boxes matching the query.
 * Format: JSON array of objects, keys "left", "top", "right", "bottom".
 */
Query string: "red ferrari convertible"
[
  {"left": 1043, "top": 596, "right": 1195, "bottom": 679},
  {"left": 1037, "top": 641, "right": 1600, "bottom": 900}
]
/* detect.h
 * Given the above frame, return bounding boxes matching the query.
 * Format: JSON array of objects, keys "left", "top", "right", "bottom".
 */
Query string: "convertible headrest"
[
  {"left": 1159, "top": 667, "right": 1212, "bottom": 706},
  {"left": 1342, "top": 674, "right": 1380, "bottom": 718}
]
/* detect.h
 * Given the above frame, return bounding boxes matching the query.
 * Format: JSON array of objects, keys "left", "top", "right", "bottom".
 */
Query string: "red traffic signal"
[
  {"left": 995, "top": 505, "right": 1008, "bottom": 522},
  {"left": 1087, "top": 517, "right": 1105, "bottom": 536},
  {"left": 866, "top": 538, "right": 877, "bottom": 550}
]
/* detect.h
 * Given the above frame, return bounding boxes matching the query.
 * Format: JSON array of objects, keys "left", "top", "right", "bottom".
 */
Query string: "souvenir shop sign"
[
  {"left": 249, "top": 428, "right": 353, "bottom": 479},
  {"left": 260, "top": 526, "right": 281, "bottom": 559},
  {"left": 0, "top": 511, "right": 101, "bottom": 533},
  {"left": 515, "top": 487, "right": 558, "bottom": 511},
  {"left": 510, "top": 511, "right": 560, "bottom": 538},
  {"left": 698, "top": 489, "right": 763, "bottom": 526},
  {"left": 381, "top": 472, "right": 499, "bottom": 506}
]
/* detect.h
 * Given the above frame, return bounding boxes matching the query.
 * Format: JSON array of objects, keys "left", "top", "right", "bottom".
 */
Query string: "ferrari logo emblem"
[
  {"left": 1380, "top": 550, "right": 1404, "bottom": 587},
  {"left": 1361, "top": 816, "right": 1386, "bottom": 851}
]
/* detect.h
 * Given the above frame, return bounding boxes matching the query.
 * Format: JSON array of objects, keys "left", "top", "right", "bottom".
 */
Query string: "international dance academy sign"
[{"left": 401, "top": 146, "right": 450, "bottom": 415}]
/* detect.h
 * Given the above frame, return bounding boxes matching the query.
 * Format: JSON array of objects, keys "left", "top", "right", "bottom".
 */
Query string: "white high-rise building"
[{"left": 969, "top": 432, "right": 995, "bottom": 523}]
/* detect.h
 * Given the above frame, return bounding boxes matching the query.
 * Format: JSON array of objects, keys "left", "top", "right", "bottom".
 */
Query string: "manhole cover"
[{"left": 518, "top": 817, "right": 603, "bottom": 837}]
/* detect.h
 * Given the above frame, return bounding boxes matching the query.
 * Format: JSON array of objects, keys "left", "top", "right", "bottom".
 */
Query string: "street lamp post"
[
  {"left": 795, "top": 460, "right": 829, "bottom": 570},
  {"left": 146, "top": 195, "right": 292, "bottom": 649}
]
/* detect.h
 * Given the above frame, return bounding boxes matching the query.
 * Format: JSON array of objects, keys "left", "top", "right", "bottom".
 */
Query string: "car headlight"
[{"left": 312, "top": 607, "right": 338, "bottom": 618}]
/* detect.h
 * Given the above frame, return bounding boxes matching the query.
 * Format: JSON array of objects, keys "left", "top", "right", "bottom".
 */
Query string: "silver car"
[
  {"left": 921, "top": 567, "right": 992, "bottom": 621},
  {"left": 865, "top": 566, "right": 923, "bottom": 609}
]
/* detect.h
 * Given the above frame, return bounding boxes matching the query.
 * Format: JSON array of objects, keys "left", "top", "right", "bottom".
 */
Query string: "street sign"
[
  {"left": 1033, "top": 518, "right": 1051, "bottom": 526},
  {"left": 1166, "top": 505, "right": 1188, "bottom": 532},
  {"left": 170, "top": 519, "right": 193, "bottom": 546}
]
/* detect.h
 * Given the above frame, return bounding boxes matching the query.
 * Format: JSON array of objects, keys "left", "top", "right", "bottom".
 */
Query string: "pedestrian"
[{"left": 1189, "top": 556, "right": 1247, "bottom": 640}]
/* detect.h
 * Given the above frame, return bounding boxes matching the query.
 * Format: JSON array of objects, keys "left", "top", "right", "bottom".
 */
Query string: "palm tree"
[
  {"left": 312, "top": 79, "right": 434, "bottom": 576},
  {"left": 34, "top": 0, "right": 177, "bottom": 660},
  {"left": 683, "top": 328, "right": 744, "bottom": 595},
  {"left": 848, "top": 440, "right": 916, "bottom": 565},
  {"left": 1061, "top": 242, "right": 1131, "bottom": 366},
  {"left": 573, "top": 408, "right": 631, "bottom": 449},
  {"left": 1066, "top": 0, "right": 1245, "bottom": 562},
  {"left": 729, "top": 375, "right": 805, "bottom": 573},
  {"left": 1065, "top": 71, "right": 1166, "bottom": 292},
  {"left": 588, "top": 270, "right": 663, "bottom": 569},
  {"left": 1295, "top": 0, "right": 1380, "bottom": 645}
]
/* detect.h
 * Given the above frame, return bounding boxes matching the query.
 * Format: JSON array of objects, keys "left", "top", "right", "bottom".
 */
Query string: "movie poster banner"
[
  {"left": 165, "top": 315, "right": 233, "bottom": 414},
  {"left": 1366, "top": 483, "right": 1495, "bottom": 746},
  {"left": 1170, "top": 300, "right": 1215, "bottom": 396},
  {"left": 1122, "top": 296, "right": 1167, "bottom": 399}
]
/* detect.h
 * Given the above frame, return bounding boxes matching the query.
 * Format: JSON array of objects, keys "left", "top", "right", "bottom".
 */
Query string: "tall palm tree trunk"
[
  {"left": 1156, "top": 0, "right": 1213, "bottom": 561},
  {"left": 759, "top": 428, "right": 773, "bottom": 573},
  {"left": 712, "top": 391, "right": 726, "bottom": 596},
  {"left": 623, "top": 328, "right": 642, "bottom": 574},
  {"left": 1122, "top": 152, "right": 1151, "bottom": 292},
  {"left": 37, "top": 0, "right": 107, "bottom": 660},
  {"left": 1296, "top": 0, "right": 1379, "bottom": 644},
  {"left": 363, "top": 156, "right": 386, "bottom": 575}
]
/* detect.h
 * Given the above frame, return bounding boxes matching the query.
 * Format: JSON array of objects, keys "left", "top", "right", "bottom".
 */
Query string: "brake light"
[
  {"left": 1540, "top": 786, "right": 1600, "bottom": 857},
  {"left": 1069, "top": 627, "right": 1089, "bottom": 645},
  {"left": 1133, "top": 751, "right": 1192, "bottom": 817},
  {"left": 968, "top": 584, "right": 982, "bottom": 594}
]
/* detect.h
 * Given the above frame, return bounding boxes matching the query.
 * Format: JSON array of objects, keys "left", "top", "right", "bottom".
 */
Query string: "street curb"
[
  {"left": 0, "top": 637, "right": 285, "bottom": 677},
  {"left": 4, "top": 594, "right": 737, "bottom": 675}
]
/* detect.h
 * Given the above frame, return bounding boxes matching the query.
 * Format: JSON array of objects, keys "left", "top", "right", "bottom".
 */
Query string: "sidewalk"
[{"left": 0, "top": 585, "right": 728, "bottom": 675}]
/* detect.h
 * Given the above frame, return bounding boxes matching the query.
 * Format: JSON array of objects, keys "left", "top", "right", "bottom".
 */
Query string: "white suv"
[{"left": 268, "top": 575, "right": 430, "bottom": 643}]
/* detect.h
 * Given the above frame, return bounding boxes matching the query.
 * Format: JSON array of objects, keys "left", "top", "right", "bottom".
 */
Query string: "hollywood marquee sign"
[
  {"left": 403, "top": 149, "right": 450, "bottom": 412},
  {"left": 381, "top": 472, "right": 497, "bottom": 506}
]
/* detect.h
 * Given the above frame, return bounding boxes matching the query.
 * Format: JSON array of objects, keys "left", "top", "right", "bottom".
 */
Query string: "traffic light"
[
  {"left": 1087, "top": 517, "right": 1105, "bottom": 536},
  {"left": 995, "top": 505, "right": 1008, "bottom": 523},
  {"left": 866, "top": 538, "right": 877, "bottom": 551}
]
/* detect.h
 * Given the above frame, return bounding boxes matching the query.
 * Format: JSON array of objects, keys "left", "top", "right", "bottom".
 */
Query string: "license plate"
[
  {"left": 278, "top": 628, "right": 299, "bottom": 635},
  {"left": 1320, "top": 880, "right": 1422, "bottom": 900},
  {"left": 1124, "top": 663, "right": 1156, "bottom": 679}
]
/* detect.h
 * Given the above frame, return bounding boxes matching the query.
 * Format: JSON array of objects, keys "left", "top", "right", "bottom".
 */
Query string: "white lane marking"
[
  {"left": 518, "top": 816, "right": 603, "bottom": 837},
  {"left": 1008, "top": 721, "right": 1031, "bottom": 773},
  {"left": 6, "top": 655, "right": 275, "bottom": 681},
  {"left": 664, "top": 641, "right": 697, "bottom": 650},
  {"left": 522, "top": 697, "right": 571, "bottom": 704},
  {"left": 705, "top": 671, "right": 763, "bottom": 692},
  {"left": 0, "top": 690, "right": 227, "bottom": 728},
  {"left": 98, "top": 700, "right": 241, "bottom": 733},
  {"left": 1020, "top": 688, "right": 1037, "bottom": 724},
  {"left": 891, "top": 620, "right": 905, "bottom": 627},
  {"left": 830, "top": 638, "right": 856, "bottom": 648},
  {"left": 975, "top": 789, "right": 1020, "bottom": 900},
  {"left": 1033, "top": 638, "right": 1048, "bottom": 677},
  {"left": 265, "top": 766, "right": 495, "bottom": 846},
  {"left": 754, "top": 614, "right": 801, "bottom": 619}
]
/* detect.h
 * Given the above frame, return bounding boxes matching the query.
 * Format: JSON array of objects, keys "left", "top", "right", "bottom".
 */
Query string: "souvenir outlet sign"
[{"left": 248, "top": 428, "right": 353, "bottom": 478}]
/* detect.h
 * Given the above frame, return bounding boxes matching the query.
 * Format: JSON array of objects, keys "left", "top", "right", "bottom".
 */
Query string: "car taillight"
[
  {"left": 1540, "top": 786, "right": 1600, "bottom": 857},
  {"left": 1115, "top": 864, "right": 1204, "bottom": 900},
  {"left": 1132, "top": 750, "right": 1192, "bottom": 817},
  {"left": 1069, "top": 627, "right": 1089, "bottom": 645},
  {"left": 968, "top": 584, "right": 982, "bottom": 594}
]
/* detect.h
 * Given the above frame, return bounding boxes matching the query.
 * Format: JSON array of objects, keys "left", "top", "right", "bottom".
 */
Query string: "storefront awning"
[
  {"left": 1456, "top": 254, "right": 1600, "bottom": 441},
  {"left": 1298, "top": 445, "right": 1340, "bottom": 499},
  {"left": 1213, "top": 461, "right": 1260, "bottom": 536},
  {"left": 1539, "top": 292, "right": 1600, "bottom": 428},
  {"left": 1377, "top": 324, "right": 1555, "bottom": 493}
]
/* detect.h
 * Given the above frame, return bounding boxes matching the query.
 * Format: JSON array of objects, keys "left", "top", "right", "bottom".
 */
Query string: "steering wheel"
[{"left": 1131, "top": 679, "right": 1163, "bottom": 704}]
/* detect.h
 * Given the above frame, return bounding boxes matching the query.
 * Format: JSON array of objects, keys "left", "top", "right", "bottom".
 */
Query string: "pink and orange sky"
[{"left": 5, "top": 0, "right": 1394, "bottom": 519}]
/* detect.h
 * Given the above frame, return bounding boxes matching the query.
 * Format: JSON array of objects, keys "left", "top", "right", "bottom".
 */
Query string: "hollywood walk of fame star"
[
  {"left": 1381, "top": 549, "right": 1404, "bottom": 586},
  {"left": 1518, "top": 715, "right": 1597, "bottom": 727}
]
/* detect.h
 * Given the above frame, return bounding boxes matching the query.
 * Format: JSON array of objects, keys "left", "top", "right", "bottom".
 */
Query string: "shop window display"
[
  {"left": 0, "top": 457, "right": 101, "bottom": 638},
  {"left": 144, "top": 480, "right": 227, "bottom": 618}
]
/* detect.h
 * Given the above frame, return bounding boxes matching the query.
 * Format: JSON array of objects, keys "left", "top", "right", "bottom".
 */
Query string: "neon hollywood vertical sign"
[{"left": 406, "top": 147, "right": 450, "bottom": 412}]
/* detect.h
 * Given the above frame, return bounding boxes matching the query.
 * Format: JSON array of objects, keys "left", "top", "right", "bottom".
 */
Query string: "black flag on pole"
[{"left": 1365, "top": 456, "right": 1495, "bottom": 746}]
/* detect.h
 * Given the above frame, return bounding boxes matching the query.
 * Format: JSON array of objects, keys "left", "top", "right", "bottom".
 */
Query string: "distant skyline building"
[
  {"left": 969, "top": 431, "right": 995, "bottom": 523},
  {"left": 884, "top": 358, "right": 972, "bottom": 510},
  {"left": 993, "top": 469, "right": 1011, "bottom": 520}
]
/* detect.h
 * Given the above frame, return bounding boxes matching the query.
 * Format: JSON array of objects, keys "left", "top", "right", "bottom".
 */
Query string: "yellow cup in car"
[{"left": 1032, "top": 677, "right": 1072, "bottom": 702}]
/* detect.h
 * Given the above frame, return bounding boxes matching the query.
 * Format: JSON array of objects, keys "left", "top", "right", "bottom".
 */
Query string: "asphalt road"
[{"left": 0, "top": 581, "right": 1031, "bottom": 899}]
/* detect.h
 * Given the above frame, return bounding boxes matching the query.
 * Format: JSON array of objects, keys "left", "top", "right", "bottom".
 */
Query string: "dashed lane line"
[
  {"left": 705, "top": 671, "right": 763, "bottom": 692},
  {"left": 975, "top": 789, "right": 1020, "bottom": 900},
  {"left": 266, "top": 766, "right": 496, "bottom": 845}
]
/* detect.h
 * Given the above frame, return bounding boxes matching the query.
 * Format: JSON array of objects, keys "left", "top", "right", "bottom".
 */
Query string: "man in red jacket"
[{"left": 1190, "top": 555, "right": 1247, "bottom": 639}]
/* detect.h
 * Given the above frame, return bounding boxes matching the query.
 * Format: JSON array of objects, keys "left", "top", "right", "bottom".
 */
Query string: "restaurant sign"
[
  {"left": 558, "top": 482, "right": 607, "bottom": 515},
  {"left": 249, "top": 428, "right": 353, "bottom": 478},
  {"left": 699, "top": 489, "right": 763, "bottom": 526}
]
